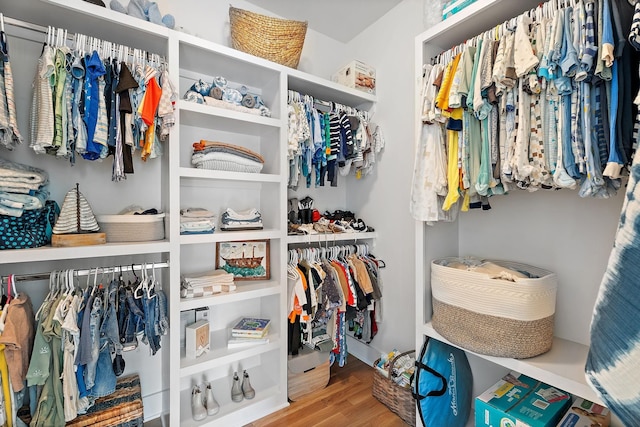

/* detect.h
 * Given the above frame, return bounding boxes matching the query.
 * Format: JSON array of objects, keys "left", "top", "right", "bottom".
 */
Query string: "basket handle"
[{"left": 387, "top": 350, "right": 415, "bottom": 377}]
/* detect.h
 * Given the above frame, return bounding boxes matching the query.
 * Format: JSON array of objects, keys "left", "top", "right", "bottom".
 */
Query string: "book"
[
  {"left": 227, "top": 336, "right": 270, "bottom": 349},
  {"left": 231, "top": 317, "right": 271, "bottom": 338}
]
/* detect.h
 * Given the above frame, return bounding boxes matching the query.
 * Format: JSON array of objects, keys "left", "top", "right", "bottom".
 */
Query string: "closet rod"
[
  {"left": 0, "top": 261, "right": 170, "bottom": 284},
  {"left": 4, "top": 16, "right": 49, "bottom": 36}
]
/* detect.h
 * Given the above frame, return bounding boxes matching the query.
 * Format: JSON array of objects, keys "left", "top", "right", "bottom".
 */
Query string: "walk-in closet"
[{"left": 0, "top": 0, "right": 637, "bottom": 426}]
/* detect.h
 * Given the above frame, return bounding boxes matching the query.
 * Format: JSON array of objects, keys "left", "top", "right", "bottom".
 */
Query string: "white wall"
[{"left": 342, "top": 0, "right": 426, "bottom": 362}]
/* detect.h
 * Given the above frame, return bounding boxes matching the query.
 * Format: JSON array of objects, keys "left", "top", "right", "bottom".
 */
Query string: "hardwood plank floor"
[{"left": 246, "top": 355, "right": 408, "bottom": 427}]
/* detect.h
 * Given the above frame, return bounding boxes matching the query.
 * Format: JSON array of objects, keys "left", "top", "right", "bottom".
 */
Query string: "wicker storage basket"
[
  {"left": 229, "top": 6, "right": 307, "bottom": 68},
  {"left": 372, "top": 350, "right": 416, "bottom": 426},
  {"left": 431, "top": 258, "right": 557, "bottom": 359},
  {"left": 97, "top": 213, "right": 165, "bottom": 243}
]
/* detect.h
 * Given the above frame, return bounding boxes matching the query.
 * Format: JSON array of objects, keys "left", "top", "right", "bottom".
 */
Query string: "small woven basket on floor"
[
  {"left": 229, "top": 6, "right": 307, "bottom": 68},
  {"left": 372, "top": 350, "right": 416, "bottom": 426}
]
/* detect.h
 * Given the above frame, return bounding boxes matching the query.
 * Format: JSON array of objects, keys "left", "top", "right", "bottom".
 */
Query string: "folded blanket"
[
  {"left": 193, "top": 140, "right": 265, "bottom": 164},
  {"left": 0, "top": 157, "right": 48, "bottom": 189},
  {"left": 182, "top": 269, "right": 235, "bottom": 287},
  {"left": 0, "top": 187, "right": 49, "bottom": 217},
  {"left": 221, "top": 208, "right": 262, "bottom": 221},
  {"left": 180, "top": 207, "right": 216, "bottom": 218},
  {"left": 192, "top": 152, "right": 264, "bottom": 173},
  {"left": 180, "top": 283, "right": 236, "bottom": 299}
]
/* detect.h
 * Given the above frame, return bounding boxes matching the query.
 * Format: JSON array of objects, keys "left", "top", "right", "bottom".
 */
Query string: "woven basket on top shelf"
[
  {"left": 372, "top": 350, "right": 416, "bottom": 426},
  {"left": 229, "top": 6, "right": 307, "bottom": 69}
]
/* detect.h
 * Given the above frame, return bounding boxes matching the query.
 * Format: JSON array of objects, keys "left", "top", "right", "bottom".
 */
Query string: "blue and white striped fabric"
[{"left": 586, "top": 148, "right": 640, "bottom": 424}]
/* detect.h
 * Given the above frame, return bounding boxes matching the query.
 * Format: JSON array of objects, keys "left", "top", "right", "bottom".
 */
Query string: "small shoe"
[
  {"left": 231, "top": 372, "right": 244, "bottom": 402},
  {"left": 204, "top": 383, "right": 220, "bottom": 416},
  {"left": 241, "top": 370, "right": 255, "bottom": 400},
  {"left": 191, "top": 386, "right": 207, "bottom": 421}
]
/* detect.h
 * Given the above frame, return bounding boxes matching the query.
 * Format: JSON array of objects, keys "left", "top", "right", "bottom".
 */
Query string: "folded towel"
[{"left": 0, "top": 157, "right": 48, "bottom": 190}]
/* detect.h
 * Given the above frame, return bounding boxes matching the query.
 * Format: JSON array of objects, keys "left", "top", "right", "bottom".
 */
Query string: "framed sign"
[{"left": 216, "top": 239, "right": 270, "bottom": 280}]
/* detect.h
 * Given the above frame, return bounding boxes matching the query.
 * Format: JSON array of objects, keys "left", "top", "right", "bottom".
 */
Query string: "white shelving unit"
[
  {"left": 0, "top": 0, "right": 383, "bottom": 425},
  {"left": 414, "top": 2, "right": 623, "bottom": 425}
]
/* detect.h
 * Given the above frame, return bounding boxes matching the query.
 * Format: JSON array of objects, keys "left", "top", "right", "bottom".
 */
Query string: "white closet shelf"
[
  {"left": 177, "top": 32, "right": 282, "bottom": 89},
  {"left": 421, "top": 322, "right": 602, "bottom": 405},
  {"left": 179, "top": 168, "right": 281, "bottom": 184},
  {"left": 179, "top": 100, "right": 282, "bottom": 130},
  {"left": 0, "top": 241, "right": 171, "bottom": 264},
  {"left": 180, "top": 330, "right": 280, "bottom": 377},
  {"left": 288, "top": 69, "right": 376, "bottom": 108},
  {"left": 287, "top": 231, "right": 378, "bottom": 245},
  {"left": 179, "top": 280, "right": 281, "bottom": 311},
  {"left": 416, "top": 0, "right": 540, "bottom": 48},
  {"left": 180, "top": 229, "right": 281, "bottom": 245},
  {"left": 178, "top": 384, "right": 286, "bottom": 427},
  {"left": 0, "top": 0, "right": 169, "bottom": 54}
]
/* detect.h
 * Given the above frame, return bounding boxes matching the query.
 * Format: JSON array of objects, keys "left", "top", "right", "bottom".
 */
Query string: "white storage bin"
[
  {"left": 97, "top": 213, "right": 165, "bottom": 243},
  {"left": 431, "top": 257, "right": 557, "bottom": 359}
]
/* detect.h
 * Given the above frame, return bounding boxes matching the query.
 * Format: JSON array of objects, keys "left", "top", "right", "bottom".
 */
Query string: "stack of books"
[{"left": 227, "top": 317, "right": 271, "bottom": 349}]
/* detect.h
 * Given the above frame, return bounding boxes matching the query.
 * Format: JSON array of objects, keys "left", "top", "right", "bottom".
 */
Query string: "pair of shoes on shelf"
[
  {"left": 191, "top": 383, "right": 220, "bottom": 421},
  {"left": 352, "top": 218, "right": 367, "bottom": 232},
  {"left": 231, "top": 370, "right": 255, "bottom": 402}
]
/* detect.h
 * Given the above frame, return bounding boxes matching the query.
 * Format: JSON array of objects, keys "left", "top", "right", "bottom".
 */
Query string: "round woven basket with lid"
[{"left": 229, "top": 6, "right": 308, "bottom": 69}]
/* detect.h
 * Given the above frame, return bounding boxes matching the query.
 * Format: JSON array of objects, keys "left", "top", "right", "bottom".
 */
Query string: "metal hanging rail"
[{"left": 0, "top": 261, "right": 170, "bottom": 284}]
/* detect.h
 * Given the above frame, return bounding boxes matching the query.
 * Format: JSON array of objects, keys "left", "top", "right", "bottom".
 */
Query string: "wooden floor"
[{"left": 246, "top": 355, "right": 408, "bottom": 427}]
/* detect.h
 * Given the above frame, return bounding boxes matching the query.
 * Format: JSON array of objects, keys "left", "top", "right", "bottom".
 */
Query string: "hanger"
[
  {"left": 147, "top": 263, "right": 157, "bottom": 299},
  {"left": 134, "top": 263, "right": 146, "bottom": 299}
]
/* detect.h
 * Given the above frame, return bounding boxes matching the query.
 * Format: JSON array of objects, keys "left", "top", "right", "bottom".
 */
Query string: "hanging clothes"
[
  {"left": 287, "top": 91, "right": 384, "bottom": 188},
  {"left": 411, "top": 0, "right": 639, "bottom": 223},
  {"left": 23, "top": 27, "right": 176, "bottom": 181},
  {"left": 287, "top": 246, "right": 382, "bottom": 365}
]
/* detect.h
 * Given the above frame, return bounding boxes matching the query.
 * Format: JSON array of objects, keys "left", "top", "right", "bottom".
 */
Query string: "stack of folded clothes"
[
  {"left": 191, "top": 140, "right": 265, "bottom": 173},
  {"left": 183, "top": 77, "right": 272, "bottom": 117},
  {"left": 180, "top": 207, "right": 217, "bottom": 234},
  {"left": 180, "top": 269, "right": 236, "bottom": 299},
  {"left": 0, "top": 157, "right": 49, "bottom": 217},
  {"left": 220, "top": 208, "right": 263, "bottom": 231}
]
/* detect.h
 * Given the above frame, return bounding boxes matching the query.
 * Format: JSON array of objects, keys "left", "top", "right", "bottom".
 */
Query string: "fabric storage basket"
[
  {"left": 229, "top": 6, "right": 308, "bottom": 68},
  {"left": 287, "top": 347, "right": 330, "bottom": 401},
  {"left": 372, "top": 350, "right": 416, "bottom": 426},
  {"left": 431, "top": 257, "right": 557, "bottom": 359},
  {"left": 97, "top": 213, "right": 165, "bottom": 243}
]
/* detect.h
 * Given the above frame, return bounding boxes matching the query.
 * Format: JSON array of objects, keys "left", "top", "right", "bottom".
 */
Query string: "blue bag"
[
  {"left": 0, "top": 200, "right": 59, "bottom": 250},
  {"left": 413, "top": 337, "right": 473, "bottom": 427}
]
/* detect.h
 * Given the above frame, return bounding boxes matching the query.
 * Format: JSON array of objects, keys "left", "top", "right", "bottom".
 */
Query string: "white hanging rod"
[
  {"left": 3, "top": 16, "right": 49, "bottom": 35},
  {"left": 1, "top": 261, "right": 170, "bottom": 284}
]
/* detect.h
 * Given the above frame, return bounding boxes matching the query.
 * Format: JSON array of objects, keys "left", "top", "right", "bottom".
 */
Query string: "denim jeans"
[
  {"left": 119, "top": 287, "right": 145, "bottom": 351},
  {"left": 142, "top": 294, "right": 160, "bottom": 355},
  {"left": 89, "top": 337, "right": 116, "bottom": 398},
  {"left": 84, "top": 294, "right": 102, "bottom": 390}
]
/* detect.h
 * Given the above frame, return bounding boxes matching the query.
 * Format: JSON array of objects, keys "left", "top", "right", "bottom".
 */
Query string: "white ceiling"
[{"left": 243, "top": 0, "right": 404, "bottom": 43}]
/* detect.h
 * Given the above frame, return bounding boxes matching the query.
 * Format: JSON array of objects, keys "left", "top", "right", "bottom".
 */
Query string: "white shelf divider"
[
  {"left": 422, "top": 322, "right": 602, "bottom": 405},
  {"left": 179, "top": 168, "right": 281, "bottom": 184},
  {"left": 180, "top": 229, "right": 281, "bottom": 245},
  {"left": 0, "top": 241, "right": 171, "bottom": 264},
  {"left": 178, "top": 100, "right": 281, "bottom": 129},
  {"left": 287, "top": 69, "right": 376, "bottom": 108},
  {"left": 180, "top": 330, "right": 280, "bottom": 377},
  {"left": 178, "top": 385, "right": 285, "bottom": 427},
  {"left": 286, "top": 231, "right": 378, "bottom": 245},
  {"left": 179, "top": 280, "right": 281, "bottom": 311}
]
